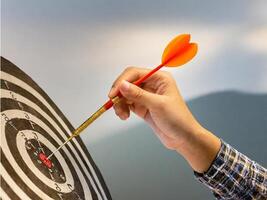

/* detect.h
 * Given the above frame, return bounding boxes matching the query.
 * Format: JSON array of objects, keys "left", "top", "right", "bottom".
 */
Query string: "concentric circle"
[{"left": 1, "top": 57, "right": 112, "bottom": 200}]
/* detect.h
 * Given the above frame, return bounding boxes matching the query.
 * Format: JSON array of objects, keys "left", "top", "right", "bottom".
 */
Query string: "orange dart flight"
[
  {"left": 162, "top": 34, "right": 198, "bottom": 67},
  {"left": 133, "top": 33, "right": 198, "bottom": 86},
  {"left": 47, "top": 34, "right": 198, "bottom": 160}
]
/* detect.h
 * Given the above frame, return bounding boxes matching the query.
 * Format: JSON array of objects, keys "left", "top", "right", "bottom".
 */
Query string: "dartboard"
[{"left": 0, "top": 57, "right": 112, "bottom": 200}]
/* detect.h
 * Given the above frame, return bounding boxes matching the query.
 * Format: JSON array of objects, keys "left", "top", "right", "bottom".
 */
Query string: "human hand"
[
  {"left": 109, "top": 67, "right": 221, "bottom": 173},
  {"left": 108, "top": 67, "right": 203, "bottom": 151}
]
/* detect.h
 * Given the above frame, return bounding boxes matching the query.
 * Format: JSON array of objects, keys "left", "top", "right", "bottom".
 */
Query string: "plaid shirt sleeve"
[{"left": 194, "top": 140, "right": 267, "bottom": 199}]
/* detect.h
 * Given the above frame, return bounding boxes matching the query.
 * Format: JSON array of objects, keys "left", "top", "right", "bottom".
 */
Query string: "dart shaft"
[
  {"left": 73, "top": 106, "right": 107, "bottom": 136},
  {"left": 47, "top": 105, "right": 109, "bottom": 159},
  {"left": 47, "top": 136, "right": 73, "bottom": 159},
  {"left": 48, "top": 63, "right": 165, "bottom": 159}
]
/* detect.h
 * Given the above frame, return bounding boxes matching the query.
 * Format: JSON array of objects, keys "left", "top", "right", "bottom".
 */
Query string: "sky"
[
  {"left": 2, "top": 1, "right": 267, "bottom": 199},
  {"left": 2, "top": 0, "right": 267, "bottom": 143}
]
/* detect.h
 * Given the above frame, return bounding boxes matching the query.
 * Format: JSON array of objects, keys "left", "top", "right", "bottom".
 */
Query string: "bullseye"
[{"left": 38, "top": 153, "right": 52, "bottom": 169}]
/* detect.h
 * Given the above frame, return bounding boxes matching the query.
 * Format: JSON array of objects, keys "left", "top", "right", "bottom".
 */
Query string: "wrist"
[
  {"left": 175, "top": 124, "right": 204, "bottom": 153},
  {"left": 175, "top": 126, "right": 221, "bottom": 173}
]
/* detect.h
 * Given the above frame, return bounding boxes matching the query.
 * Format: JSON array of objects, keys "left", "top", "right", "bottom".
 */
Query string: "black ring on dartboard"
[
  {"left": 0, "top": 174, "right": 21, "bottom": 200},
  {"left": 1, "top": 77, "right": 104, "bottom": 199},
  {"left": 1, "top": 98, "right": 97, "bottom": 199},
  {"left": 1, "top": 80, "right": 101, "bottom": 199},
  {"left": 1, "top": 57, "right": 112, "bottom": 200},
  {"left": 4, "top": 119, "right": 85, "bottom": 199}
]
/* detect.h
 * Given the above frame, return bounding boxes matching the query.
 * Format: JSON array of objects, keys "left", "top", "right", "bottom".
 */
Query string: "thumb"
[{"left": 119, "top": 80, "right": 158, "bottom": 107}]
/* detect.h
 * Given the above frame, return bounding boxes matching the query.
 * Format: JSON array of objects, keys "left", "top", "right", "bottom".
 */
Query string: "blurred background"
[{"left": 2, "top": 0, "right": 267, "bottom": 199}]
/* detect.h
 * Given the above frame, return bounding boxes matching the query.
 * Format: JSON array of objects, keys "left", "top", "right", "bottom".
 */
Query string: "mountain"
[{"left": 88, "top": 91, "right": 267, "bottom": 200}]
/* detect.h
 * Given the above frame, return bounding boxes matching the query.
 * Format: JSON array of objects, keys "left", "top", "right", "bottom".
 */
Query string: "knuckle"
[
  {"left": 133, "top": 88, "right": 143, "bottom": 99},
  {"left": 126, "top": 100, "right": 133, "bottom": 104},
  {"left": 156, "top": 97, "right": 167, "bottom": 109},
  {"left": 124, "top": 66, "right": 135, "bottom": 73},
  {"left": 164, "top": 142, "right": 175, "bottom": 150},
  {"left": 158, "top": 71, "right": 175, "bottom": 85},
  {"left": 162, "top": 71, "right": 172, "bottom": 78},
  {"left": 112, "top": 80, "right": 120, "bottom": 89},
  {"left": 111, "top": 83, "right": 116, "bottom": 89}
]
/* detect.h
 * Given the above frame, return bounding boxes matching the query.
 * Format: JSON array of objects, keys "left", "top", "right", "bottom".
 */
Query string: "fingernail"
[
  {"left": 120, "top": 80, "right": 130, "bottom": 92},
  {"left": 121, "top": 114, "right": 128, "bottom": 120}
]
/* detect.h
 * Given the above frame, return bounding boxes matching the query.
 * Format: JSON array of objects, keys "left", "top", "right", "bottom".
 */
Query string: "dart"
[{"left": 47, "top": 34, "right": 198, "bottom": 160}]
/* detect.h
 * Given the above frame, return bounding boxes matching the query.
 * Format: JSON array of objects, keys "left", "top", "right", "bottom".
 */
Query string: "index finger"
[{"left": 108, "top": 67, "right": 150, "bottom": 98}]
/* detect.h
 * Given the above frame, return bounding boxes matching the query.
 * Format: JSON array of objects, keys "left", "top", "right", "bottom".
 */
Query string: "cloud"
[
  {"left": 3, "top": 0, "right": 260, "bottom": 26},
  {"left": 241, "top": 27, "right": 267, "bottom": 53},
  {"left": 2, "top": 0, "right": 267, "bottom": 142}
]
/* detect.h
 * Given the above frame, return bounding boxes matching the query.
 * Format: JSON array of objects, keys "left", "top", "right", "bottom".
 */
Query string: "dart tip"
[
  {"left": 46, "top": 153, "right": 53, "bottom": 160},
  {"left": 47, "top": 135, "right": 74, "bottom": 159}
]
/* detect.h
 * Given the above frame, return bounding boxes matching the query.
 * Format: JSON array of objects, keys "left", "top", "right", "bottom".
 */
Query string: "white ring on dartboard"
[
  {"left": 1, "top": 110, "right": 90, "bottom": 199},
  {"left": 0, "top": 186, "right": 11, "bottom": 200},
  {"left": 1, "top": 71, "right": 108, "bottom": 199},
  {"left": 1, "top": 89, "right": 95, "bottom": 197},
  {"left": 16, "top": 130, "right": 74, "bottom": 192}
]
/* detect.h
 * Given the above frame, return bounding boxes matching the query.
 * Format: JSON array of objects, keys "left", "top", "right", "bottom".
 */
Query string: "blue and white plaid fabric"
[{"left": 194, "top": 140, "right": 267, "bottom": 199}]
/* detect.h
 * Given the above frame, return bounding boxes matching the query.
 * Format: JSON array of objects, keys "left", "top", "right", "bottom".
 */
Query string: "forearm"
[{"left": 176, "top": 127, "right": 267, "bottom": 199}]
